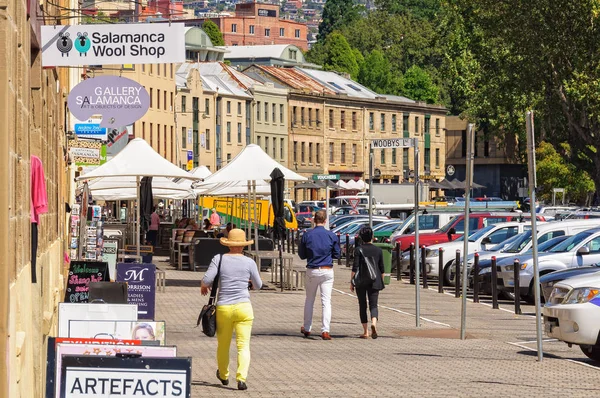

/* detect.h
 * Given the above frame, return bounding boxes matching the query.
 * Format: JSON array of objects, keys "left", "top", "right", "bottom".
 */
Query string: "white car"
[
  {"left": 544, "top": 271, "right": 600, "bottom": 361},
  {"left": 419, "top": 221, "right": 532, "bottom": 283}
]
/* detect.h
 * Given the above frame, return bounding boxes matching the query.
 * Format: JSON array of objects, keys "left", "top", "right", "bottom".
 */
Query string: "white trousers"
[{"left": 303, "top": 268, "right": 334, "bottom": 333}]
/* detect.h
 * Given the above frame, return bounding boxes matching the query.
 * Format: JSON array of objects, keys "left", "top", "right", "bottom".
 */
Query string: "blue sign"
[
  {"left": 116, "top": 263, "right": 156, "bottom": 320},
  {"left": 74, "top": 123, "right": 107, "bottom": 137}
]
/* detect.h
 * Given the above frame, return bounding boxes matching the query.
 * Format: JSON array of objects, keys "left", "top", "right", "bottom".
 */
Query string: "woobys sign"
[
  {"left": 68, "top": 76, "right": 150, "bottom": 128},
  {"left": 41, "top": 23, "right": 185, "bottom": 67}
]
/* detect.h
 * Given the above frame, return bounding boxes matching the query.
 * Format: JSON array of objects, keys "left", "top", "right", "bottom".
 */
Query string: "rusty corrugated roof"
[{"left": 252, "top": 65, "right": 335, "bottom": 95}]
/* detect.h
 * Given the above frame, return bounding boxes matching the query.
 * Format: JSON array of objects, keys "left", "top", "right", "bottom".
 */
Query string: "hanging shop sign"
[
  {"left": 68, "top": 76, "right": 150, "bottom": 129},
  {"left": 41, "top": 23, "right": 186, "bottom": 67},
  {"left": 68, "top": 139, "right": 107, "bottom": 166},
  {"left": 186, "top": 151, "right": 193, "bottom": 171}
]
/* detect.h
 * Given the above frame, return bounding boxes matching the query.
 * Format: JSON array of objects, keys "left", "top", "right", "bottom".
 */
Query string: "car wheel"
[
  {"left": 443, "top": 261, "right": 456, "bottom": 287},
  {"left": 580, "top": 345, "right": 600, "bottom": 362},
  {"left": 501, "top": 291, "right": 515, "bottom": 301},
  {"left": 524, "top": 273, "right": 550, "bottom": 304}
]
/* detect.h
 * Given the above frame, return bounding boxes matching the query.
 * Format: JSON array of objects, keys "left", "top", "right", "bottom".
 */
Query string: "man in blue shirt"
[{"left": 299, "top": 210, "right": 340, "bottom": 340}]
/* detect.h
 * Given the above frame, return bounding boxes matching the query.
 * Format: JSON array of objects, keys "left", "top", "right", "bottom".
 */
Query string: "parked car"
[
  {"left": 540, "top": 264, "right": 600, "bottom": 301},
  {"left": 298, "top": 200, "right": 325, "bottom": 209},
  {"left": 332, "top": 207, "right": 369, "bottom": 216},
  {"left": 389, "top": 211, "right": 461, "bottom": 242},
  {"left": 498, "top": 227, "right": 600, "bottom": 302},
  {"left": 544, "top": 272, "right": 600, "bottom": 361},
  {"left": 296, "top": 204, "right": 320, "bottom": 228},
  {"left": 372, "top": 220, "right": 405, "bottom": 243}
]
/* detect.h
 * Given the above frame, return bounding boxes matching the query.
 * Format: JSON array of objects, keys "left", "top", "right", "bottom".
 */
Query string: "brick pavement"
[{"left": 155, "top": 255, "right": 600, "bottom": 397}]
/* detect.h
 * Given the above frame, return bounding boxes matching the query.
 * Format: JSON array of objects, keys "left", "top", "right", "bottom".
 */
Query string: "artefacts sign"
[
  {"left": 60, "top": 356, "right": 191, "bottom": 398},
  {"left": 117, "top": 263, "right": 156, "bottom": 320},
  {"left": 41, "top": 23, "right": 186, "bottom": 67},
  {"left": 64, "top": 261, "right": 109, "bottom": 303},
  {"left": 68, "top": 76, "right": 150, "bottom": 128}
]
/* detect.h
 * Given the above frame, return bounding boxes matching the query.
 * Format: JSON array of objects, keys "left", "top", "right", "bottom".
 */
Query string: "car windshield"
[
  {"left": 538, "top": 236, "right": 569, "bottom": 251},
  {"left": 468, "top": 224, "right": 497, "bottom": 242},
  {"left": 549, "top": 230, "right": 594, "bottom": 252},
  {"left": 503, "top": 230, "right": 532, "bottom": 253},
  {"left": 439, "top": 216, "right": 457, "bottom": 233},
  {"left": 374, "top": 222, "right": 400, "bottom": 232},
  {"left": 489, "top": 233, "right": 522, "bottom": 251}
]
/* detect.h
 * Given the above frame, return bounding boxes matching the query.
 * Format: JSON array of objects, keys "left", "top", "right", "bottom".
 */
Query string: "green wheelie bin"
[{"left": 373, "top": 243, "right": 393, "bottom": 285}]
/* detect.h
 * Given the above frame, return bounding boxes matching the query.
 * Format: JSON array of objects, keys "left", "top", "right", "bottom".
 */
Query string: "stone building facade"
[{"left": 0, "top": 0, "right": 70, "bottom": 396}]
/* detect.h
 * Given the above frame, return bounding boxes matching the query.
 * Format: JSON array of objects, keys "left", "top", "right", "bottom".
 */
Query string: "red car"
[{"left": 393, "top": 212, "right": 545, "bottom": 251}]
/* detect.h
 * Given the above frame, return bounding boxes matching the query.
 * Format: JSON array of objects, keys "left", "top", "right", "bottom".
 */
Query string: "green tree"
[
  {"left": 202, "top": 20, "right": 225, "bottom": 46},
  {"left": 401, "top": 65, "right": 438, "bottom": 103},
  {"left": 318, "top": 0, "right": 360, "bottom": 41},
  {"left": 358, "top": 50, "right": 403, "bottom": 95},
  {"left": 321, "top": 32, "right": 360, "bottom": 79},
  {"left": 535, "top": 142, "right": 595, "bottom": 204},
  {"left": 374, "top": 0, "right": 441, "bottom": 20}
]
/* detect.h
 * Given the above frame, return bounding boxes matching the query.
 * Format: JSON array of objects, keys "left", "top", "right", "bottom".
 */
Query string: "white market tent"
[
  {"left": 76, "top": 138, "right": 200, "bottom": 254},
  {"left": 88, "top": 176, "right": 196, "bottom": 200},
  {"left": 177, "top": 166, "right": 212, "bottom": 189},
  {"left": 194, "top": 144, "right": 307, "bottom": 255}
]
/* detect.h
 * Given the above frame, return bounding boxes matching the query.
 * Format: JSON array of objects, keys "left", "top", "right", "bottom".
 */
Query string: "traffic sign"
[
  {"left": 312, "top": 174, "right": 340, "bottom": 181},
  {"left": 370, "top": 138, "right": 414, "bottom": 149},
  {"left": 349, "top": 198, "right": 360, "bottom": 209}
]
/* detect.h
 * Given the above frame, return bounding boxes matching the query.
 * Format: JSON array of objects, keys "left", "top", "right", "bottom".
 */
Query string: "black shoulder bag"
[
  {"left": 352, "top": 247, "right": 378, "bottom": 288},
  {"left": 197, "top": 254, "right": 223, "bottom": 337}
]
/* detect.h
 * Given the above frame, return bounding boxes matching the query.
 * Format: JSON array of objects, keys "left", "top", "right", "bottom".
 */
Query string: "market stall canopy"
[
  {"left": 76, "top": 138, "right": 199, "bottom": 181},
  {"left": 195, "top": 180, "right": 272, "bottom": 196},
  {"left": 448, "top": 179, "right": 486, "bottom": 190},
  {"left": 85, "top": 176, "right": 196, "bottom": 200},
  {"left": 176, "top": 166, "right": 212, "bottom": 188},
  {"left": 195, "top": 144, "right": 307, "bottom": 186}
]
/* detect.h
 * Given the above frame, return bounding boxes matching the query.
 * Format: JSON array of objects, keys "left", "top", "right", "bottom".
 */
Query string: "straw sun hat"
[{"left": 220, "top": 228, "right": 254, "bottom": 247}]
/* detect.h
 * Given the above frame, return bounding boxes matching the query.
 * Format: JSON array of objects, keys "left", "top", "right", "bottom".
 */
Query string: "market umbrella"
[
  {"left": 293, "top": 181, "right": 322, "bottom": 189},
  {"left": 140, "top": 176, "right": 153, "bottom": 245},
  {"left": 270, "top": 168, "right": 286, "bottom": 292},
  {"left": 317, "top": 180, "right": 343, "bottom": 190}
]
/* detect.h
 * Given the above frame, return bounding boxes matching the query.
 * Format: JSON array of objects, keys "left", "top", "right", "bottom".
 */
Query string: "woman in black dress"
[{"left": 350, "top": 227, "right": 385, "bottom": 339}]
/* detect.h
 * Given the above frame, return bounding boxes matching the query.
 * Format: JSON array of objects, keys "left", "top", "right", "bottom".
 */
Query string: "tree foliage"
[
  {"left": 358, "top": 50, "right": 403, "bottom": 95},
  {"left": 535, "top": 142, "right": 595, "bottom": 204},
  {"left": 308, "top": 32, "right": 360, "bottom": 79},
  {"left": 202, "top": 20, "right": 225, "bottom": 46},
  {"left": 317, "top": 0, "right": 360, "bottom": 41},
  {"left": 401, "top": 65, "right": 438, "bottom": 103}
]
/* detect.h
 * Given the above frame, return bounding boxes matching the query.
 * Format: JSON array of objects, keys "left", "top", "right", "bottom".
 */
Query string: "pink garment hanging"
[{"left": 31, "top": 155, "right": 48, "bottom": 223}]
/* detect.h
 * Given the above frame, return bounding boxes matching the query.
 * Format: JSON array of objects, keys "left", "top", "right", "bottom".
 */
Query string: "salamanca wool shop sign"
[{"left": 41, "top": 23, "right": 185, "bottom": 67}]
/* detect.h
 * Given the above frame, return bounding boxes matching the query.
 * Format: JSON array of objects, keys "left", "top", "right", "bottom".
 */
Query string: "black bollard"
[
  {"left": 454, "top": 250, "right": 461, "bottom": 298},
  {"left": 421, "top": 246, "right": 428, "bottom": 289},
  {"left": 513, "top": 259, "right": 521, "bottom": 315},
  {"left": 337, "top": 233, "right": 342, "bottom": 265},
  {"left": 409, "top": 243, "right": 415, "bottom": 285},
  {"left": 491, "top": 256, "right": 499, "bottom": 309},
  {"left": 438, "top": 248, "right": 444, "bottom": 293},
  {"left": 473, "top": 253, "right": 480, "bottom": 303},
  {"left": 345, "top": 233, "right": 351, "bottom": 268},
  {"left": 395, "top": 244, "right": 401, "bottom": 281}
]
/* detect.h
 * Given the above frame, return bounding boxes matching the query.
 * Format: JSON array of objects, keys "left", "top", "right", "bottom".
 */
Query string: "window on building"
[
  {"left": 280, "top": 27, "right": 285, "bottom": 36},
  {"left": 329, "top": 142, "right": 334, "bottom": 163},
  {"left": 293, "top": 141, "right": 298, "bottom": 163},
  {"left": 392, "top": 148, "right": 397, "bottom": 164},
  {"left": 157, "top": 123, "right": 161, "bottom": 154},
  {"left": 150, "top": 64, "right": 153, "bottom": 74},
  {"left": 352, "top": 111, "right": 357, "bottom": 130},
  {"left": 142, "top": 64, "right": 145, "bottom": 72},
  {"left": 435, "top": 118, "right": 440, "bottom": 135},
  {"left": 316, "top": 109, "right": 320, "bottom": 125},
  {"left": 157, "top": 89, "right": 161, "bottom": 109},
  {"left": 182, "top": 127, "right": 187, "bottom": 149},
  {"left": 164, "top": 91, "right": 167, "bottom": 110},
  {"left": 415, "top": 116, "right": 420, "bottom": 134},
  {"left": 157, "top": 64, "right": 160, "bottom": 75},
  {"left": 238, "top": 102, "right": 242, "bottom": 115},
  {"left": 295, "top": 29, "right": 300, "bottom": 38},
  {"left": 435, "top": 148, "right": 440, "bottom": 167},
  {"left": 301, "top": 142, "right": 305, "bottom": 163},
  {"left": 227, "top": 101, "right": 231, "bottom": 114},
  {"left": 272, "top": 137, "right": 276, "bottom": 158},
  {"left": 226, "top": 122, "right": 231, "bottom": 142},
  {"left": 280, "top": 104, "right": 284, "bottom": 123},
  {"left": 403, "top": 148, "right": 409, "bottom": 175},
  {"left": 381, "top": 113, "right": 385, "bottom": 131},
  {"left": 301, "top": 107, "right": 305, "bottom": 125},
  {"left": 249, "top": 25, "right": 255, "bottom": 34},
  {"left": 425, "top": 116, "right": 430, "bottom": 134},
  {"left": 403, "top": 114, "right": 409, "bottom": 135},
  {"left": 170, "top": 64, "right": 173, "bottom": 78},
  {"left": 329, "top": 109, "right": 334, "bottom": 128},
  {"left": 181, "top": 96, "right": 186, "bottom": 113},
  {"left": 170, "top": 126, "right": 174, "bottom": 160},
  {"left": 352, "top": 144, "right": 357, "bottom": 164},
  {"left": 265, "top": 28, "right": 270, "bottom": 37},
  {"left": 381, "top": 149, "right": 385, "bottom": 165},
  {"left": 392, "top": 114, "right": 397, "bottom": 131},
  {"left": 237, "top": 123, "right": 242, "bottom": 143},
  {"left": 205, "top": 98, "right": 210, "bottom": 115},
  {"left": 280, "top": 138, "right": 284, "bottom": 159},
  {"left": 316, "top": 143, "right": 321, "bottom": 164},
  {"left": 227, "top": 153, "right": 231, "bottom": 163},
  {"left": 292, "top": 106, "right": 297, "bottom": 125},
  {"left": 142, "top": 122, "right": 146, "bottom": 139},
  {"left": 266, "top": 136, "right": 269, "bottom": 154},
  {"left": 272, "top": 103, "right": 276, "bottom": 122},
  {"left": 265, "top": 102, "right": 269, "bottom": 122},
  {"left": 257, "top": 101, "right": 261, "bottom": 121},
  {"left": 341, "top": 143, "right": 346, "bottom": 163},
  {"left": 163, "top": 125, "right": 167, "bottom": 157},
  {"left": 341, "top": 110, "right": 346, "bottom": 129},
  {"left": 425, "top": 148, "right": 431, "bottom": 173},
  {"left": 206, "top": 129, "right": 210, "bottom": 150},
  {"left": 369, "top": 112, "right": 374, "bottom": 130},
  {"left": 309, "top": 142, "right": 313, "bottom": 163},
  {"left": 232, "top": 24, "right": 237, "bottom": 32},
  {"left": 257, "top": 136, "right": 261, "bottom": 148},
  {"left": 150, "top": 123, "right": 153, "bottom": 146},
  {"left": 289, "top": 49, "right": 297, "bottom": 60},
  {"left": 150, "top": 88, "right": 153, "bottom": 107}
]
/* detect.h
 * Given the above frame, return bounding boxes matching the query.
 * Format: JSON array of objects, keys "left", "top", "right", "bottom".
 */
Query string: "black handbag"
[
  {"left": 196, "top": 254, "right": 223, "bottom": 337},
  {"left": 353, "top": 247, "right": 377, "bottom": 288}
]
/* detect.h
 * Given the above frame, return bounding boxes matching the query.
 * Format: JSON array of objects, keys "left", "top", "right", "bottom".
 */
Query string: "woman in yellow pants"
[{"left": 201, "top": 229, "right": 263, "bottom": 391}]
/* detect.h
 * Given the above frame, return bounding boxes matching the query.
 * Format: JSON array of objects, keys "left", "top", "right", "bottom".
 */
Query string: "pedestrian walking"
[
  {"left": 201, "top": 229, "right": 263, "bottom": 391},
  {"left": 146, "top": 206, "right": 160, "bottom": 248},
  {"left": 298, "top": 209, "right": 341, "bottom": 340},
  {"left": 350, "top": 227, "right": 384, "bottom": 339}
]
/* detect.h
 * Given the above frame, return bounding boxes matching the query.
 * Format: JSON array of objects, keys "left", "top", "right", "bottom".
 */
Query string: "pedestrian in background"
[
  {"left": 350, "top": 227, "right": 384, "bottom": 339},
  {"left": 201, "top": 229, "right": 263, "bottom": 391},
  {"left": 299, "top": 209, "right": 341, "bottom": 340},
  {"left": 146, "top": 206, "right": 160, "bottom": 248}
]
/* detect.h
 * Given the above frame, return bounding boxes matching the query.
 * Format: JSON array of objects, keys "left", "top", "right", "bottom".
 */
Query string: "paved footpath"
[{"left": 155, "top": 255, "right": 600, "bottom": 397}]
